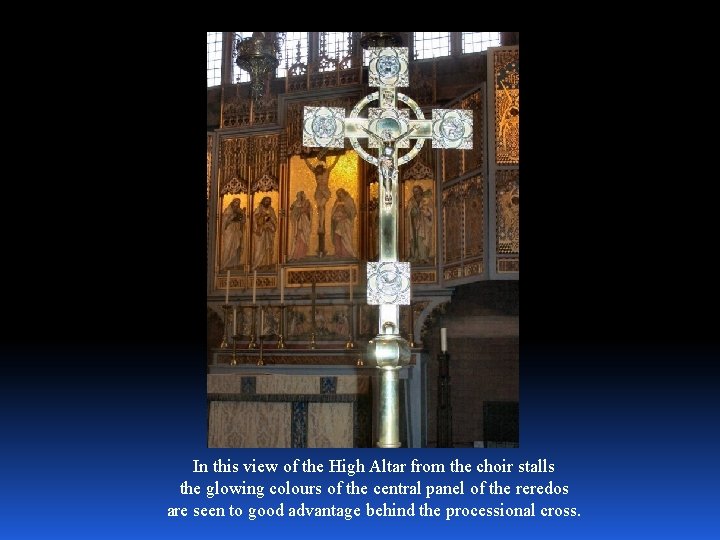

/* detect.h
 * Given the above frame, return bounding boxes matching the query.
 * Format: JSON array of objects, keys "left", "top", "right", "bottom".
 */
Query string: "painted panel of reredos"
[
  {"left": 286, "top": 305, "right": 351, "bottom": 342},
  {"left": 496, "top": 170, "right": 519, "bottom": 257},
  {"left": 403, "top": 179, "right": 436, "bottom": 266},
  {"left": 218, "top": 193, "right": 250, "bottom": 272},
  {"left": 493, "top": 49, "right": 519, "bottom": 166},
  {"left": 288, "top": 151, "right": 360, "bottom": 261},
  {"left": 248, "top": 191, "right": 280, "bottom": 272}
]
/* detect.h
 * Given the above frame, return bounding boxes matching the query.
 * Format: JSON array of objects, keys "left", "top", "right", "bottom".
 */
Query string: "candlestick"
[
  {"left": 440, "top": 327, "right": 447, "bottom": 352},
  {"left": 257, "top": 333, "right": 265, "bottom": 366},
  {"left": 230, "top": 333, "right": 238, "bottom": 366},
  {"left": 280, "top": 268, "right": 285, "bottom": 304},
  {"left": 232, "top": 306, "right": 237, "bottom": 335},
  {"left": 225, "top": 270, "right": 230, "bottom": 304},
  {"left": 252, "top": 271, "right": 257, "bottom": 304},
  {"left": 311, "top": 281, "right": 316, "bottom": 326},
  {"left": 260, "top": 308, "right": 265, "bottom": 336},
  {"left": 346, "top": 302, "right": 355, "bottom": 350},
  {"left": 276, "top": 304, "right": 286, "bottom": 349},
  {"left": 248, "top": 305, "right": 258, "bottom": 349},
  {"left": 408, "top": 303, "right": 415, "bottom": 348},
  {"left": 310, "top": 280, "right": 317, "bottom": 350},
  {"left": 219, "top": 304, "right": 231, "bottom": 349}
]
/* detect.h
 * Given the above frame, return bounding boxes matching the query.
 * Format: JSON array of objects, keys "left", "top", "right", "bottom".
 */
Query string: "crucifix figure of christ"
[{"left": 303, "top": 46, "right": 473, "bottom": 448}]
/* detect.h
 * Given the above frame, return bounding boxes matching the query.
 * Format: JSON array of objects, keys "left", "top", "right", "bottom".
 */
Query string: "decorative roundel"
[
  {"left": 368, "top": 47, "right": 409, "bottom": 88},
  {"left": 377, "top": 55, "right": 401, "bottom": 79},
  {"left": 367, "top": 262, "right": 411, "bottom": 305},
  {"left": 379, "top": 266, "right": 403, "bottom": 294},
  {"left": 431, "top": 109, "right": 473, "bottom": 149},
  {"left": 302, "top": 106, "right": 345, "bottom": 148},
  {"left": 312, "top": 115, "right": 337, "bottom": 139},
  {"left": 440, "top": 116, "right": 465, "bottom": 141}
]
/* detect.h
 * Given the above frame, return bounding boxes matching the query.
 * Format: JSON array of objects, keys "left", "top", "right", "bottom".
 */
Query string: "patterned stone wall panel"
[
  {"left": 221, "top": 89, "right": 278, "bottom": 128},
  {"left": 250, "top": 134, "right": 280, "bottom": 193},
  {"left": 463, "top": 260, "right": 483, "bottom": 277},
  {"left": 308, "top": 403, "right": 354, "bottom": 448},
  {"left": 497, "top": 259, "right": 519, "bottom": 273},
  {"left": 496, "top": 169, "right": 519, "bottom": 255},
  {"left": 493, "top": 49, "right": 519, "bottom": 165},
  {"left": 464, "top": 176, "right": 484, "bottom": 259},
  {"left": 460, "top": 89, "right": 483, "bottom": 173},
  {"left": 411, "top": 270, "right": 436, "bottom": 284},
  {"left": 409, "top": 62, "right": 435, "bottom": 107},
  {"left": 208, "top": 401, "right": 291, "bottom": 448},
  {"left": 443, "top": 264, "right": 463, "bottom": 281},
  {"left": 442, "top": 185, "right": 464, "bottom": 264},
  {"left": 207, "top": 134, "right": 213, "bottom": 203},
  {"left": 219, "top": 137, "right": 250, "bottom": 194},
  {"left": 441, "top": 149, "right": 461, "bottom": 182},
  {"left": 208, "top": 133, "right": 213, "bottom": 263}
]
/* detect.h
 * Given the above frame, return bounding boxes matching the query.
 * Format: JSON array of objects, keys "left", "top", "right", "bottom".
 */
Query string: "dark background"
[{"left": 2, "top": 31, "right": 717, "bottom": 538}]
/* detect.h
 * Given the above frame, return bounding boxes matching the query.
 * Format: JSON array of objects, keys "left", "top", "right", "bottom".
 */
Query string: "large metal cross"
[{"left": 303, "top": 47, "right": 473, "bottom": 447}]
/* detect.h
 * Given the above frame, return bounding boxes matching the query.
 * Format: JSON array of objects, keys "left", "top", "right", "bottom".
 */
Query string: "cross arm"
[{"left": 343, "top": 117, "right": 372, "bottom": 140}]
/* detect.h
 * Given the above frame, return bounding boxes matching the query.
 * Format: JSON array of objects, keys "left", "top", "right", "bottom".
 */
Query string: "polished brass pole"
[{"left": 377, "top": 367, "right": 402, "bottom": 447}]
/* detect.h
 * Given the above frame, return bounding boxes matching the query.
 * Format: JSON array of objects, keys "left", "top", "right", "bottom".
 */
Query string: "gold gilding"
[{"left": 288, "top": 152, "right": 360, "bottom": 259}]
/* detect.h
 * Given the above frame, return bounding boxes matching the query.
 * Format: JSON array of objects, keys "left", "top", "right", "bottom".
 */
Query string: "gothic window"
[
  {"left": 207, "top": 32, "right": 223, "bottom": 87},
  {"left": 413, "top": 32, "right": 450, "bottom": 60},
  {"left": 413, "top": 32, "right": 502, "bottom": 60},
  {"left": 461, "top": 32, "right": 501, "bottom": 53},
  {"left": 277, "top": 32, "right": 309, "bottom": 78},
  {"left": 319, "top": 32, "right": 352, "bottom": 72}
]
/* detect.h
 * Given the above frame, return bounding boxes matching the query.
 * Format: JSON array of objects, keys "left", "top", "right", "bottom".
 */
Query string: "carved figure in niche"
[
  {"left": 331, "top": 188, "right": 357, "bottom": 258},
  {"left": 303, "top": 154, "right": 339, "bottom": 237},
  {"left": 288, "top": 191, "right": 312, "bottom": 261},
  {"left": 407, "top": 185, "right": 433, "bottom": 264},
  {"left": 251, "top": 196, "right": 277, "bottom": 271},
  {"left": 220, "top": 198, "right": 246, "bottom": 270}
]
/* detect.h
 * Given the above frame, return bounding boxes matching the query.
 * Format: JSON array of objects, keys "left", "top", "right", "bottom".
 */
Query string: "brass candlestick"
[
  {"left": 247, "top": 305, "right": 258, "bottom": 349},
  {"left": 408, "top": 303, "right": 416, "bottom": 348},
  {"left": 257, "top": 334, "right": 265, "bottom": 366},
  {"left": 230, "top": 334, "right": 240, "bottom": 365},
  {"left": 309, "top": 280, "right": 317, "bottom": 349},
  {"left": 276, "top": 304, "right": 286, "bottom": 349},
  {"left": 357, "top": 338, "right": 366, "bottom": 366},
  {"left": 220, "top": 304, "right": 232, "bottom": 348},
  {"left": 345, "top": 302, "right": 355, "bottom": 349},
  {"left": 436, "top": 351, "right": 453, "bottom": 448}
]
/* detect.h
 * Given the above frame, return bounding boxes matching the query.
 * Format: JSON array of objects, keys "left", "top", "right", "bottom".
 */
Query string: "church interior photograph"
[{"left": 206, "top": 32, "right": 519, "bottom": 448}]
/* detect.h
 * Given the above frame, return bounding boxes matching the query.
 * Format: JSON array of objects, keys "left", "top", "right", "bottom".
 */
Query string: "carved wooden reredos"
[{"left": 207, "top": 35, "right": 519, "bottom": 351}]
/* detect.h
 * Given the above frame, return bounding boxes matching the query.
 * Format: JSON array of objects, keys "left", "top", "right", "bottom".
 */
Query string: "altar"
[{"left": 207, "top": 349, "right": 427, "bottom": 448}]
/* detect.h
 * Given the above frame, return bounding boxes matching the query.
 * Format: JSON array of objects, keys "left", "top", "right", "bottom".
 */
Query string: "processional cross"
[{"left": 303, "top": 47, "right": 473, "bottom": 447}]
